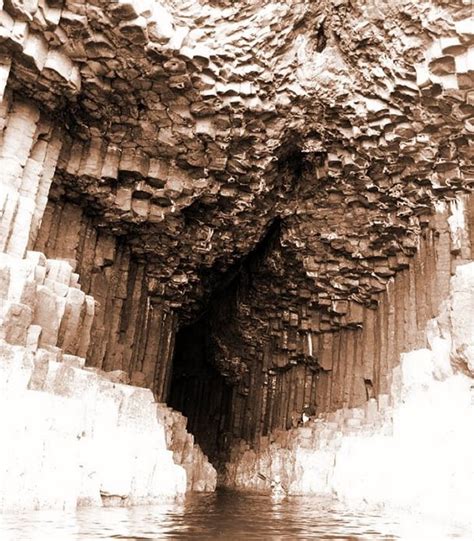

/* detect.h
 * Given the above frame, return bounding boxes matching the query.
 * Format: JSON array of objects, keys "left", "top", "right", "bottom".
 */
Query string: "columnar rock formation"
[
  {"left": 34, "top": 200, "right": 177, "bottom": 397},
  {"left": 171, "top": 197, "right": 473, "bottom": 464},
  {"left": 0, "top": 0, "right": 472, "bottom": 517},
  {"left": 225, "top": 257, "right": 474, "bottom": 527}
]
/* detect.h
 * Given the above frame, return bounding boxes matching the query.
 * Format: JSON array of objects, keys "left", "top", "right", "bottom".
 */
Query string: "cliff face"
[
  {"left": 0, "top": 0, "right": 473, "bottom": 512},
  {"left": 224, "top": 243, "right": 474, "bottom": 529}
]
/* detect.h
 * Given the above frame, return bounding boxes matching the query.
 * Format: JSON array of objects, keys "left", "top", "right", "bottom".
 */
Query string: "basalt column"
[
  {"left": 34, "top": 198, "right": 177, "bottom": 400},
  {"left": 168, "top": 194, "right": 473, "bottom": 467}
]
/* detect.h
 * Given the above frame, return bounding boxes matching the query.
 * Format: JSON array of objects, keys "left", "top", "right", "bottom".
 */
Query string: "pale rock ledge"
[{"left": 0, "top": 340, "right": 217, "bottom": 511}]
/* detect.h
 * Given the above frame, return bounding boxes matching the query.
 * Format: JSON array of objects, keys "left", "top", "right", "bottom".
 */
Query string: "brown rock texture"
[
  {"left": 0, "top": 0, "right": 472, "bottom": 464},
  {"left": 224, "top": 259, "right": 474, "bottom": 528}
]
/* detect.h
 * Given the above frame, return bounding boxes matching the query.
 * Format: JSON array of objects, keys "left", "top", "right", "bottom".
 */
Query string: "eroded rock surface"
[
  {"left": 225, "top": 262, "right": 474, "bottom": 529},
  {"left": 0, "top": 0, "right": 472, "bottom": 505},
  {"left": 0, "top": 342, "right": 187, "bottom": 511}
]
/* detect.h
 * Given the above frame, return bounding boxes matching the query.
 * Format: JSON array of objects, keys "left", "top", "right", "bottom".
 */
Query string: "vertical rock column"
[
  {"left": 0, "top": 95, "right": 95, "bottom": 356},
  {"left": 34, "top": 199, "right": 178, "bottom": 397},
  {"left": 0, "top": 95, "right": 62, "bottom": 258},
  {"left": 225, "top": 196, "right": 473, "bottom": 447}
]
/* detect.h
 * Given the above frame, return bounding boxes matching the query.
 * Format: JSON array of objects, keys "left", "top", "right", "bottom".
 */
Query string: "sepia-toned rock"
[{"left": 0, "top": 0, "right": 472, "bottom": 527}]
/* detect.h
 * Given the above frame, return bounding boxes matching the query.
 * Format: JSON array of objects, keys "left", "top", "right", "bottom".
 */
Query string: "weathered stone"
[{"left": 0, "top": 0, "right": 472, "bottom": 521}]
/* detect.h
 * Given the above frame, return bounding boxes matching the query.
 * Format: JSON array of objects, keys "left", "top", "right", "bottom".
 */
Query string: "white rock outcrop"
[{"left": 0, "top": 342, "right": 187, "bottom": 511}]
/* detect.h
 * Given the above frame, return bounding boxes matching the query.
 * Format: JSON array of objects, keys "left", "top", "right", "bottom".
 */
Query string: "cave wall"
[
  {"left": 225, "top": 257, "right": 474, "bottom": 530},
  {"left": 202, "top": 196, "right": 473, "bottom": 456},
  {"left": 34, "top": 198, "right": 176, "bottom": 400},
  {"left": 0, "top": 93, "right": 216, "bottom": 511},
  {"left": 307, "top": 200, "right": 472, "bottom": 412}
]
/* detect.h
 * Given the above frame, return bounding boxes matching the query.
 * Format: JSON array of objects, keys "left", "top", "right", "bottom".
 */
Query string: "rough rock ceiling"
[{"left": 2, "top": 0, "right": 472, "bottom": 377}]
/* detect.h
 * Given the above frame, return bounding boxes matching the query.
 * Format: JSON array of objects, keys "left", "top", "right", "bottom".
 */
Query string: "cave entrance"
[
  {"left": 167, "top": 216, "right": 284, "bottom": 468},
  {"left": 167, "top": 317, "right": 233, "bottom": 467}
]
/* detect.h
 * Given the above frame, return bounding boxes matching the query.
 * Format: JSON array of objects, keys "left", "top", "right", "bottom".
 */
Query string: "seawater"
[{"left": 0, "top": 490, "right": 470, "bottom": 540}]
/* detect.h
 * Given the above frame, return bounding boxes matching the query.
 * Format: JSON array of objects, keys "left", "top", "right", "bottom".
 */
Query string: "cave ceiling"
[{"left": 3, "top": 0, "right": 472, "bottom": 374}]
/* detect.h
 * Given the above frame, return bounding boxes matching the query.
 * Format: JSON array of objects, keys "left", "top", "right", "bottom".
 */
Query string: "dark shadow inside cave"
[
  {"left": 168, "top": 216, "right": 287, "bottom": 467},
  {"left": 167, "top": 317, "right": 234, "bottom": 467}
]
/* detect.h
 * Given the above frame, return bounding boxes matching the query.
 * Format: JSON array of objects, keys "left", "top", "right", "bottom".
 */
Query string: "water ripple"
[{"left": 0, "top": 490, "right": 470, "bottom": 541}]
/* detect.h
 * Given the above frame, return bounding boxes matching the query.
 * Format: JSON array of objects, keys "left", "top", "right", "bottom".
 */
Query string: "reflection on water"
[{"left": 0, "top": 490, "right": 470, "bottom": 541}]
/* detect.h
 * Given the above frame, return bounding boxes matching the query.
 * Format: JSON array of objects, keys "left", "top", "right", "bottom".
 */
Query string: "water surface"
[{"left": 0, "top": 490, "right": 470, "bottom": 540}]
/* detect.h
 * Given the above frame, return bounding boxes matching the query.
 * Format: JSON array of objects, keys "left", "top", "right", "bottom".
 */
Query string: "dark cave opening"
[
  {"left": 167, "top": 217, "right": 284, "bottom": 467},
  {"left": 167, "top": 317, "right": 234, "bottom": 467}
]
